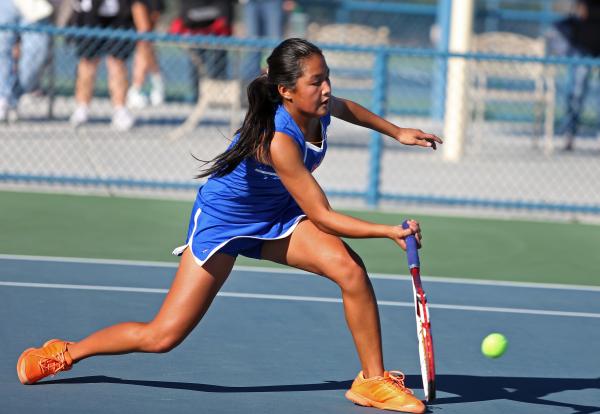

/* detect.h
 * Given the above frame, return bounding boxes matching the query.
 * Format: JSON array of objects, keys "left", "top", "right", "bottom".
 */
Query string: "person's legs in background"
[
  {"left": 127, "top": 2, "right": 151, "bottom": 110},
  {"left": 241, "top": 0, "right": 261, "bottom": 82},
  {"left": 128, "top": 1, "right": 164, "bottom": 108},
  {"left": 241, "top": 1, "right": 283, "bottom": 79},
  {"left": 106, "top": 22, "right": 136, "bottom": 131},
  {"left": 260, "top": 0, "right": 283, "bottom": 40},
  {"left": 128, "top": 40, "right": 164, "bottom": 107},
  {"left": 14, "top": 23, "right": 51, "bottom": 110},
  {"left": 107, "top": 55, "right": 135, "bottom": 131},
  {"left": 594, "top": 67, "right": 600, "bottom": 145},
  {"left": 188, "top": 49, "right": 201, "bottom": 102},
  {"left": 70, "top": 28, "right": 107, "bottom": 128},
  {"left": 70, "top": 57, "right": 99, "bottom": 127},
  {"left": 147, "top": 5, "right": 165, "bottom": 105},
  {"left": 70, "top": 15, "right": 136, "bottom": 131},
  {"left": 562, "top": 61, "right": 591, "bottom": 151},
  {"left": 241, "top": 0, "right": 283, "bottom": 102},
  {"left": 205, "top": 48, "right": 228, "bottom": 79},
  {"left": 187, "top": 46, "right": 228, "bottom": 102},
  {"left": 0, "top": 0, "right": 19, "bottom": 122}
]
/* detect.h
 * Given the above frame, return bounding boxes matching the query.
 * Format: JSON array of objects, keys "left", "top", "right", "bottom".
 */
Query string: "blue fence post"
[
  {"left": 431, "top": 0, "right": 451, "bottom": 119},
  {"left": 367, "top": 49, "right": 388, "bottom": 207}
]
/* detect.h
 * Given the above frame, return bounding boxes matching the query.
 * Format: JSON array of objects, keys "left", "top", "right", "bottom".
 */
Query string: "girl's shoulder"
[
  {"left": 274, "top": 105, "right": 295, "bottom": 129},
  {"left": 274, "top": 105, "right": 302, "bottom": 142}
]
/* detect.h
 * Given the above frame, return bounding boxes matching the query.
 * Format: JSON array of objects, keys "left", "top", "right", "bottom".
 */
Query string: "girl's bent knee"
[
  {"left": 333, "top": 261, "right": 369, "bottom": 293},
  {"left": 150, "top": 338, "right": 179, "bottom": 353},
  {"left": 140, "top": 326, "right": 182, "bottom": 353}
]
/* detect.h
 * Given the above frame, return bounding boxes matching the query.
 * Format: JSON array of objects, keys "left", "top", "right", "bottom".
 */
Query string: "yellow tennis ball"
[{"left": 481, "top": 333, "right": 508, "bottom": 358}]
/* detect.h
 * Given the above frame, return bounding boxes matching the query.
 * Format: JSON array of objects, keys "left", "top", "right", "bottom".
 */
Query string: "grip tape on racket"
[{"left": 402, "top": 220, "right": 420, "bottom": 268}]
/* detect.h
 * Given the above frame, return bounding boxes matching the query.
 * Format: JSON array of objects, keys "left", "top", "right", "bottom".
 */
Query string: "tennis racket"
[{"left": 402, "top": 220, "right": 436, "bottom": 402}]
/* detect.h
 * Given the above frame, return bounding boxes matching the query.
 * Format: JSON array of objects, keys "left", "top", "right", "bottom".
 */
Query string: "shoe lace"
[
  {"left": 37, "top": 352, "right": 68, "bottom": 376},
  {"left": 384, "top": 371, "right": 414, "bottom": 395}
]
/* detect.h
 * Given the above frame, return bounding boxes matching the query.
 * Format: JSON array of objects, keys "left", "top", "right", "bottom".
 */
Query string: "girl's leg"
[
  {"left": 67, "top": 249, "right": 235, "bottom": 361},
  {"left": 260, "top": 219, "right": 384, "bottom": 378}
]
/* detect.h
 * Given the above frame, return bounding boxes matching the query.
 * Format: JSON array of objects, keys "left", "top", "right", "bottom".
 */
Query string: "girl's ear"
[{"left": 278, "top": 84, "right": 293, "bottom": 101}]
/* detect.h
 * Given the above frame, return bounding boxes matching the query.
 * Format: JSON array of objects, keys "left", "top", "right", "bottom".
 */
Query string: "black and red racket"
[{"left": 402, "top": 220, "right": 436, "bottom": 402}]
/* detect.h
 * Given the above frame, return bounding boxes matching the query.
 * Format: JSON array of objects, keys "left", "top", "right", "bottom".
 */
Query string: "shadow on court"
[
  {"left": 38, "top": 375, "right": 354, "bottom": 393},
  {"left": 40, "top": 374, "right": 600, "bottom": 412},
  {"left": 436, "top": 374, "right": 600, "bottom": 413}
]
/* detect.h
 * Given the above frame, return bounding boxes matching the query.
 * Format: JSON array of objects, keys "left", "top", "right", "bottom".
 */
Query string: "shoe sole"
[
  {"left": 16, "top": 339, "right": 63, "bottom": 385},
  {"left": 345, "top": 390, "right": 425, "bottom": 413}
]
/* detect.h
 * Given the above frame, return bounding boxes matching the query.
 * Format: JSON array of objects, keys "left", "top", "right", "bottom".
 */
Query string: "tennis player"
[{"left": 17, "top": 38, "right": 441, "bottom": 413}]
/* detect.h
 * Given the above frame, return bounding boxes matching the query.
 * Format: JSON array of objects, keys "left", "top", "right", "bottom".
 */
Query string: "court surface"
[{"left": 1, "top": 255, "right": 599, "bottom": 414}]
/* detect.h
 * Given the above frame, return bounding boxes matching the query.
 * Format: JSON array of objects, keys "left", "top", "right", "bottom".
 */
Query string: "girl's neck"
[{"left": 283, "top": 102, "right": 320, "bottom": 137}]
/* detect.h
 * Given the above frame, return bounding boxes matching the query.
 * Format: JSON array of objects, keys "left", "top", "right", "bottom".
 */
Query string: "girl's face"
[{"left": 282, "top": 53, "right": 331, "bottom": 117}]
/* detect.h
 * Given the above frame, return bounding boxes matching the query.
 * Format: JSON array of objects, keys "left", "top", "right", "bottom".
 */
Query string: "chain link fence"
[{"left": 1, "top": 0, "right": 599, "bottom": 221}]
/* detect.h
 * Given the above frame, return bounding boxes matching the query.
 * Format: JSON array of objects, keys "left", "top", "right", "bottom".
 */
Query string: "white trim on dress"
[{"left": 173, "top": 208, "right": 307, "bottom": 267}]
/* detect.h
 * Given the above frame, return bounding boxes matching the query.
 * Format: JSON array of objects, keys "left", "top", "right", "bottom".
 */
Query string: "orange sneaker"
[
  {"left": 345, "top": 370, "right": 426, "bottom": 413},
  {"left": 17, "top": 339, "right": 74, "bottom": 384}
]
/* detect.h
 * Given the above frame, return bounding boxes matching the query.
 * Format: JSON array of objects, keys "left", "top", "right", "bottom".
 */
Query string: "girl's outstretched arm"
[
  {"left": 269, "top": 132, "right": 420, "bottom": 250},
  {"left": 330, "top": 96, "right": 443, "bottom": 149}
]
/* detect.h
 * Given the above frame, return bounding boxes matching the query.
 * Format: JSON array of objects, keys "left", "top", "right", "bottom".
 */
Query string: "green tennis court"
[
  {"left": 2, "top": 189, "right": 600, "bottom": 414},
  {"left": 1, "top": 190, "right": 598, "bottom": 286}
]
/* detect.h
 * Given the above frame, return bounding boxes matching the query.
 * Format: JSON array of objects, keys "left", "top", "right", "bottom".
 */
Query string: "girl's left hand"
[
  {"left": 396, "top": 128, "right": 443, "bottom": 150},
  {"left": 389, "top": 219, "right": 422, "bottom": 251}
]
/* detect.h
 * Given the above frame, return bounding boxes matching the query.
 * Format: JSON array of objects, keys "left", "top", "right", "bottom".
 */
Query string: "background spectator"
[
  {"left": 127, "top": 0, "right": 165, "bottom": 109},
  {"left": 240, "top": 0, "right": 284, "bottom": 82},
  {"left": 69, "top": 0, "right": 142, "bottom": 131},
  {"left": 553, "top": 0, "right": 600, "bottom": 151},
  {"left": 169, "top": 0, "right": 235, "bottom": 102},
  {"left": 0, "top": 0, "right": 53, "bottom": 122}
]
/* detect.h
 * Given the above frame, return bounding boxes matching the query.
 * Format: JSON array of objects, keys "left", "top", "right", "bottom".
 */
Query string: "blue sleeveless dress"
[{"left": 174, "top": 105, "right": 331, "bottom": 266}]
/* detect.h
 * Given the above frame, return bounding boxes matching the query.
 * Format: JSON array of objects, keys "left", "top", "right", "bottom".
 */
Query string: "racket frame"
[{"left": 402, "top": 220, "right": 436, "bottom": 402}]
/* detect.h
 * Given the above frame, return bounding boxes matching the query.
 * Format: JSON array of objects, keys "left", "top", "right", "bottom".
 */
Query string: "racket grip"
[{"left": 402, "top": 220, "right": 420, "bottom": 268}]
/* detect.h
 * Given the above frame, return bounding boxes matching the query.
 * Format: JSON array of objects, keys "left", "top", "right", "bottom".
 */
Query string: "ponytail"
[
  {"left": 195, "top": 75, "right": 280, "bottom": 178},
  {"left": 196, "top": 38, "right": 323, "bottom": 179}
]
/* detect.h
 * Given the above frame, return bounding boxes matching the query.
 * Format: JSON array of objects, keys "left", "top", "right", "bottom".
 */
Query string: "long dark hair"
[{"left": 196, "top": 38, "right": 323, "bottom": 178}]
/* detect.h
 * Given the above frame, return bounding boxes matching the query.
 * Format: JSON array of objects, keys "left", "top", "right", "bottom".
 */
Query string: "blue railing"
[
  {"left": 5, "top": 23, "right": 600, "bottom": 65},
  {"left": 2, "top": 23, "right": 600, "bottom": 214}
]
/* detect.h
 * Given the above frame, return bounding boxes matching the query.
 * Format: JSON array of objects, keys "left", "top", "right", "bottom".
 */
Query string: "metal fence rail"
[{"left": 1, "top": 24, "right": 599, "bottom": 217}]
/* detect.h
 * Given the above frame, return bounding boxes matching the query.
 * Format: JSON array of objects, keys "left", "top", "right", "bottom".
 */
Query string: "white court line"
[
  {"left": 1, "top": 253, "right": 600, "bottom": 292},
  {"left": 1, "top": 281, "right": 600, "bottom": 319}
]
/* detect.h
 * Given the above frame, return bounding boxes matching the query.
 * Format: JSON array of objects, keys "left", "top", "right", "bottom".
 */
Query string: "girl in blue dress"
[{"left": 17, "top": 38, "right": 441, "bottom": 413}]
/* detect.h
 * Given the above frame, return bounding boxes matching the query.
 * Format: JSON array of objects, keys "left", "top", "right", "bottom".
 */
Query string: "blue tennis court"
[{"left": 1, "top": 255, "right": 599, "bottom": 414}]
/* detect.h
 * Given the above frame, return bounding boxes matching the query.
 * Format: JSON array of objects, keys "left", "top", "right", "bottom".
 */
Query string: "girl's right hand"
[{"left": 390, "top": 219, "right": 422, "bottom": 251}]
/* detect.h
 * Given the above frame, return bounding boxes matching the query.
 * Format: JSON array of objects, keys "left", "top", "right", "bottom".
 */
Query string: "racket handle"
[{"left": 402, "top": 220, "right": 420, "bottom": 268}]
